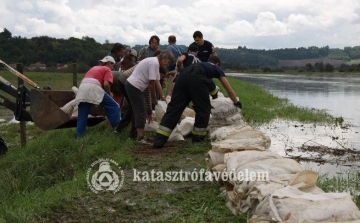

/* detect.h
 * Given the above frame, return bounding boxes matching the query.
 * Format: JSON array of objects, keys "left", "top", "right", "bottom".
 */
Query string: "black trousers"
[
  {"left": 115, "top": 80, "right": 136, "bottom": 136},
  {"left": 157, "top": 65, "right": 211, "bottom": 138}
]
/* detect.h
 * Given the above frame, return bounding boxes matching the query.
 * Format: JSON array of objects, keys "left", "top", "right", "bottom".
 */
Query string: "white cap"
[
  {"left": 128, "top": 49, "right": 138, "bottom": 57},
  {"left": 99, "top": 56, "right": 115, "bottom": 64}
]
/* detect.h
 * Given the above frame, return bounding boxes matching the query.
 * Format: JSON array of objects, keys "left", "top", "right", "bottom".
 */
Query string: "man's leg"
[
  {"left": 125, "top": 81, "right": 147, "bottom": 141},
  {"left": 188, "top": 76, "right": 211, "bottom": 142},
  {"left": 76, "top": 102, "right": 92, "bottom": 138},
  {"left": 100, "top": 93, "right": 120, "bottom": 128},
  {"left": 153, "top": 76, "right": 190, "bottom": 148}
]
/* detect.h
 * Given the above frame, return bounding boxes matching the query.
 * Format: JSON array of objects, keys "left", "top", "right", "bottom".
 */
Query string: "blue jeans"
[{"left": 76, "top": 93, "right": 120, "bottom": 138}]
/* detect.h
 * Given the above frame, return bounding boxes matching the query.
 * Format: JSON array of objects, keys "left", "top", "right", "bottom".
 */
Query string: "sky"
[{"left": 1, "top": 0, "right": 360, "bottom": 50}]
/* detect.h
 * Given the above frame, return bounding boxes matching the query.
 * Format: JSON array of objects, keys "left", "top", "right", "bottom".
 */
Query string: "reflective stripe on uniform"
[
  {"left": 209, "top": 86, "right": 219, "bottom": 96},
  {"left": 156, "top": 125, "right": 173, "bottom": 137},
  {"left": 192, "top": 127, "right": 208, "bottom": 136}
]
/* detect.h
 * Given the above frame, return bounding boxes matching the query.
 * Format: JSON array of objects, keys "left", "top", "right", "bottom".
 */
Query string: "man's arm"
[
  {"left": 103, "top": 80, "right": 113, "bottom": 97},
  {"left": 176, "top": 55, "right": 186, "bottom": 70},
  {"left": 148, "top": 80, "right": 158, "bottom": 105},
  {"left": 218, "top": 76, "right": 238, "bottom": 104}
]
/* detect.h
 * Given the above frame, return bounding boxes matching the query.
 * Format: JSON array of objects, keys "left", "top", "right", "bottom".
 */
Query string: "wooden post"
[
  {"left": 72, "top": 63, "right": 77, "bottom": 87},
  {"left": 16, "top": 64, "right": 26, "bottom": 147}
]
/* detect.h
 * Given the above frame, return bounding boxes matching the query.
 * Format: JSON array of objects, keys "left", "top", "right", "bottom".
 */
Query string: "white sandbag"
[
  {"left": 168, "top": 126, "right": 184, "bottom": 141},
  {"left": 209, "top": 113, "right": 245, "bottom": 126},
  {"left": 205, "top": 151, "right": 225, "bottom": 169},
  {"left": 212, "top": 164, "right": 227, "bottom": 173},
  {"left": 269, "top": 186, "right": 360, "bottom": 222},
  {"left": 210, "top": 124, "right": 252, "bottom": 140},
  {"left": 210, "top": 97, "right": 240, "bottom": 118},
  {"left": 236, "top": 158, "right": 303, "bottom": 176},
  {"left": 249, "top": 214, "right": 271, "bottom": 223},
  {"left": 144, "top": 121, "right": 159, "bottom": 132},
  {"left": 224, "top": 151, "right": 282, "bottom": 172},
  {"left": 288, "top": 170, "right": 318, "bottom": 189},
  {"left": 181, "top": 107, "right": 195, "bottom": 119},
  {"left": 177, "top": 116, "right": 194, "bottom": 137},
  {"left": 155, "top": 101, "right": 167, "bottom": 124},
  {"left": 212, "top": 136, "right": 271, "bottom": 153},
  {"left": 208, "top": 97, "right": 243, "bottom": 126}
]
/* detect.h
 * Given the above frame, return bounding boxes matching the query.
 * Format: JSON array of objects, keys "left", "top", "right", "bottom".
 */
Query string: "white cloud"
[
  {"left": 17, "top": 1, "right": 34, "bottom": 11},
  {"left": 2, "top": 0, "right": 360, "bottom": 49}
]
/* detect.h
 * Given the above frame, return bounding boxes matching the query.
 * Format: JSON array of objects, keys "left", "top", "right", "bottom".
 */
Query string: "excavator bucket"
[{"left": 30, "top": 89, "right": 106, "bottom": 131}]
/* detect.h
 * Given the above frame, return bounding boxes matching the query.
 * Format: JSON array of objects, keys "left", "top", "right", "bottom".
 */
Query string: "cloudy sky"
[{"left": 1, "top": 0, "right": 360, "bottom": 49}]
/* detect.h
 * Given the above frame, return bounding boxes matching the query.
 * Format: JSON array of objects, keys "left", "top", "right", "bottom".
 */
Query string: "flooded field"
[{"left": 230, "top": 73, "right": 360, "bottom": 177}]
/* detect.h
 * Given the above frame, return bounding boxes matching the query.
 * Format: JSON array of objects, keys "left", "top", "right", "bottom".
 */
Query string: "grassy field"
[{"left": 0, "top": 71, "right": 359, "bottom": 222}]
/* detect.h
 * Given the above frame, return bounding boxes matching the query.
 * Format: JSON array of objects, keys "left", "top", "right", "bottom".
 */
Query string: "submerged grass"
[
  {"left": 0, "top": 73, "right": 357, "bottom": 222},
  {"left": 214, "top": 77, "right": 334, "bottom": 126}
]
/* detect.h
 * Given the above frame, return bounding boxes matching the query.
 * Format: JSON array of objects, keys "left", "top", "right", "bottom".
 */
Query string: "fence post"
[
  {"left": 16, "top": 64, "right": 26, "bottom": 147},
  {"left": 72, "top": 63, "right": 77, "bottom": 87}
]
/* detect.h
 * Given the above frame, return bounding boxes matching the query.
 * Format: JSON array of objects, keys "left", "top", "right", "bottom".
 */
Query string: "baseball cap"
[
  {"left": 99, "top": 56, "right": 115, "bottom": 64},
  {"left": 128, "top": 49, "right": 138, "bottom": 57}
]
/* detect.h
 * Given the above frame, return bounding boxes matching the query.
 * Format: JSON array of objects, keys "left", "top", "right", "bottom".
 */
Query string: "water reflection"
[
  {"left": 229, "top": 73, "right": 360, "bottom": 127},
  {"left": 228, "top": 73, "right": 360, "bottom": 177}
]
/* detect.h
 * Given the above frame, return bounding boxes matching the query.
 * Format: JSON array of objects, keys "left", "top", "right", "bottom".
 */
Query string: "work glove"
[{"left": 234, "top": 101, "right": 242, "bottom": 109}]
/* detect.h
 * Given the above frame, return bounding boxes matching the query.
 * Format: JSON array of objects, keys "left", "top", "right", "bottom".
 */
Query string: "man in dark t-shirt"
[{"left": 188, "top": 31, "right": 217, "bottom": 62}]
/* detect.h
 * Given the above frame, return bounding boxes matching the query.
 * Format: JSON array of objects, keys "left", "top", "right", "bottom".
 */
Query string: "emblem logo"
[{"left": 86, "top": 158, "right": 124, "bottom": 194}]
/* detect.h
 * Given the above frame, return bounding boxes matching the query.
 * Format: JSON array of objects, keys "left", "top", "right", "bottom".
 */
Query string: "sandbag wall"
[
  {"left": 152, "top": 94, "right": 360, "bottom": 222},
  {"left": 206, "top": 96, "right": 360, "bottom": 222}
]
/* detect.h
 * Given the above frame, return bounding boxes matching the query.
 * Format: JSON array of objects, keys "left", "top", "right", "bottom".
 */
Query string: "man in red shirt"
[{"left": 75, "top": 56, "right": 120, "bottom": 138}]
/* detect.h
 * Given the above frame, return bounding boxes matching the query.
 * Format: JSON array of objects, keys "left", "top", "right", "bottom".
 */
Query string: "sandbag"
[
  {"left": 224, "top": 151, "right": 282, "bottom": 172},
  {"left": 269, "top": 186, "right": 360, "bottom": 222},
  {"left": 144, "top": 121, "right": 159, "bottom": 132},
  {"left": 205, "top": 151, "right": 225, "bottom": 169},
  {"left": 209, "top": 124, "right": 252, "bottom": 140},
  {"left": 168, "top": 126, "right": 184, "bottom": 141},
  {"left": 177, "top": 116, "right": 194, "bottom": 137},
  {"left": 155, "top": 101, "right": 167, "bottom": 124},
  {"left": 211, "top": 136, "right": 271, "bottom": 153}
]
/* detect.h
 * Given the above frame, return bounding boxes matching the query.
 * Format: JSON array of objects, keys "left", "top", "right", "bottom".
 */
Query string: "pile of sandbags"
[
  {"left": 151, "top": 99, "right": 195, "bottom": 141},
  {"left": 205, "top": 95, "right": 360, "bottom": 222},
  {"left": 151, "top": 91, "right": 360, "bottom": 221}
]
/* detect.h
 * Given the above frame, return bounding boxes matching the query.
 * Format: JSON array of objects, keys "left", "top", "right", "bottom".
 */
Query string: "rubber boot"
[
  {"left": 153, "top": 133, "right": 169, "bottom": 149},
  {"left": 192, "top": 134, "right": 205, "bottom": 143}
]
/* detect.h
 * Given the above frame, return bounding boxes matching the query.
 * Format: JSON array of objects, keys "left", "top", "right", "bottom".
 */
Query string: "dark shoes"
[
  {"left": 192, "top": 135, "right": 205, "bottom": 143},
  {"left": 153, "top": 133, "right": 168, "bottom": 149}
]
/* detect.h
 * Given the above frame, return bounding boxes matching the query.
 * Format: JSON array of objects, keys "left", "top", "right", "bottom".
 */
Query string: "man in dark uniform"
[
  {"left": 153, "top": 56, "right": 242, "bottom": 149},
  {"left": 176, "top": 45, "right": 201, "bottom": 70},
  {"left": 188, "top": 31, "right": 217, "bottom": 62}
]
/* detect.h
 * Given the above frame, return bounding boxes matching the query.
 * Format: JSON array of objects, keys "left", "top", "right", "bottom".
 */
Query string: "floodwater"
[{"left": 228, "top": 73, "right": 360, "bottom": 177}]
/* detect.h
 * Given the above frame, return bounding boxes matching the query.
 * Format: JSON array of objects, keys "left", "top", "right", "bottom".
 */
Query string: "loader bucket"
[{"left": 30, "top": 89, "right": 106, "bottom": 131}]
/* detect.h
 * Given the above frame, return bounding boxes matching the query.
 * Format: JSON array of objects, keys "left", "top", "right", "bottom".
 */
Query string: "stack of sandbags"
[
  {"left": 208, "top": 97, "right": 245, "bottom": 126},
  {"left": 152, "top": 98, "right": 195, "bottom": 141},
  {"left": 205, "top": 94, "right": 360, "bottom": 222}
]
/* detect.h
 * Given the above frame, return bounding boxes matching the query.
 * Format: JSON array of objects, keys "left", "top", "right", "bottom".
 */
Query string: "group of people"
[{"left": 74, "top": 31, "right": 242, "bottom": 149}]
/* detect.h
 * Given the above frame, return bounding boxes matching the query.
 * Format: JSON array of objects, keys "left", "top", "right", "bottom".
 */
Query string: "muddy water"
[{"left": 229, "top": 73, "right": 360, "bottom": 177}]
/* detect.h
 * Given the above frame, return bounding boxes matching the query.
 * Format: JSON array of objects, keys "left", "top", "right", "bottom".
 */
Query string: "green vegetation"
[
  {"left": 2, "top": 28, "right": 360, "bottom": 72},
  {"left": 0, "top": 73, "right": 358, "bottom": 222}
]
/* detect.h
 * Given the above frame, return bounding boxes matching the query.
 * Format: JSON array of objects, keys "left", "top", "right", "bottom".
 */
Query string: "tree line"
[{"left": 1, "top": 28, "right": 360, "bottom": 73}]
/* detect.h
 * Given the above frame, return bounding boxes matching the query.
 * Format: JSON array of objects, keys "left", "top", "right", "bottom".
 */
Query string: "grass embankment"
[{"left": 0, "top": 71, "right": 358, "bottom": 222}]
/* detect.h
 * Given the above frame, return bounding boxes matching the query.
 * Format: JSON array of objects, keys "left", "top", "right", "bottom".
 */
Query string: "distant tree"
[
  {"left": 318, "top": 62, "right": 325, "bottom": 72},
  {"left": 0, "top": 28, "right": 12, "bottom": 39},
  {"left": 305, "top": 63, "right": 313, "bottom": 71},
  {"left": 263, "top": 67, "right": 271, "bottom": 72},
  {"left": 324, "top": 63, "right": 334, "bottom": 72}
]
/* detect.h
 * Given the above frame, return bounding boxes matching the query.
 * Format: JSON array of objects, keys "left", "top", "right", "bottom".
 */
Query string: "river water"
[{"left": 228, "top": 73, "right": 360, "bottom": 177}]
